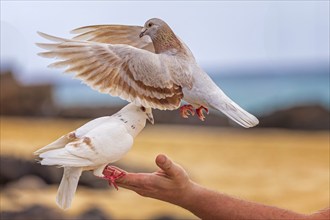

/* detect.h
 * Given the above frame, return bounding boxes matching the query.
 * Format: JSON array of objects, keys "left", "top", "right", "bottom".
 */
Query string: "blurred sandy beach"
[{"left": 1, "top": 116, "right": 329, "bottom": 219}]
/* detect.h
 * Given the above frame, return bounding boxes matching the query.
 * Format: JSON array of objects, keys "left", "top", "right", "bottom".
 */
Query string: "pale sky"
[{"left": 1, "top": 1, "right": 329, "bottom": 83}]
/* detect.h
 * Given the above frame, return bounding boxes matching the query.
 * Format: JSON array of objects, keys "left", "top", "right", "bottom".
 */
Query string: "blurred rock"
[
  {"left": 77, "top": 207, "right": 112, "bottom": 220},
  {"left": 0, "top": 156, "right": 152, "bottom": 189},
  {"left": 0, "top": 71, "right": 56, "bottom": 116},
  {"left": 0, "top": 156, "right": 62, "bottom": 186},
  {"left": 0, "top": 205, "right": 116, "bottom": 220},
  {"left": 259, "top": 105, "right": 329, "bottom": 130},
  {"left": 0, "top": 156, "right": 107, "bottom": 189},
  {"left": 0, "top": 205, "right": 64, "bottom": 220}
]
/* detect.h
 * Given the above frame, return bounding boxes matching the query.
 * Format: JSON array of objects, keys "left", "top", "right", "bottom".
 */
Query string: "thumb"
[{"left": 155, "top": 154, "right": 181, "bottom": 177}]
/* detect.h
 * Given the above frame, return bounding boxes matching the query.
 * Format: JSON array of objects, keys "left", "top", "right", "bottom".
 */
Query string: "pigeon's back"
[{"left": 75, "top": 116, "right": 112, "bottom": 137}]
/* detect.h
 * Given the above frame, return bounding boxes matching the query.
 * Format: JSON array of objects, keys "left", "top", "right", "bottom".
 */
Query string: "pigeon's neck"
[
  {"left": 114, "top": 113, "right": 145, "bottom": 138},
  {"left": 126, "top": 119, "right": 145, "bottom": 138},
  {"left": 152, "top": 26, "right": 185, "bottom": 55}
]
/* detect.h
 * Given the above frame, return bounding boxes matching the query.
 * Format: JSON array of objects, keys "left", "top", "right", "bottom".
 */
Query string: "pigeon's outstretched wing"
[
  {"left": 37, "top": 32, "right": 183, "bottom": 110},
  {"left": 71, "top": 25, "right": 155, "bottom": 52}
]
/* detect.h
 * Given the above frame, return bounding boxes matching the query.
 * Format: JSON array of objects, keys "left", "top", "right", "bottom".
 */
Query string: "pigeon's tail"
[
  {"left": 39, "top": 148, "right": 91, "bottom": 167},
  {"left": 56, "top": 167, "right": 82, "bottom": 210},
  {"left": 210, "top": 94, "right": 259, "bottom": 128}
]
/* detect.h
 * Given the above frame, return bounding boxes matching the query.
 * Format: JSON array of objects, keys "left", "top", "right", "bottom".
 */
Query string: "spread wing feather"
[
  {"left": 37, "top": 32, "right": 183, "bottom": 110},
  {"left": 71, "top": 25, "right": 155, "bottom": 52}
]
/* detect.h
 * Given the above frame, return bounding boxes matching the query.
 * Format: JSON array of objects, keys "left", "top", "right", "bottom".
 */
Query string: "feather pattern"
[
  {"left": 37, "top": 32, "right": 184, "bottom": 110},
  {"left": 71, "top": 25, "right": 155, "bottom": 52}
]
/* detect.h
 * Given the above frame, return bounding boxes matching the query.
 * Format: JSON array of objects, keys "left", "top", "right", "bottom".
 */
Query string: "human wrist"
[
  {"left": 173, "top": 180, "right": 201, "bottom": 208},
  {"left": 174, "top": 180, "right": 217, "bottom": 219}
]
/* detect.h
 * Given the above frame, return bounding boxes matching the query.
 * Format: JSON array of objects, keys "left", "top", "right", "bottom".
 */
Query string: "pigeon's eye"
[
  {"left": 148, "top": 22, "right": 153, "bottom": 27},
  {"left": 140, "top": 106, "right": 146, "bottom": 112}
]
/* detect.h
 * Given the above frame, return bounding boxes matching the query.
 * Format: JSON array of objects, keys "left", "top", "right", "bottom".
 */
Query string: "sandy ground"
[{"left": 0, "top": 116, "right": 329, "bottom": 219}]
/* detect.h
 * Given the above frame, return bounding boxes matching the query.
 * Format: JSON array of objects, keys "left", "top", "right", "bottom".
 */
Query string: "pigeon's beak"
[
  {"left": 139, "top": 28, "right": 147, "bottom": 38},
  {"left": 145, "top": 108, "right": 154, "bottom": 124}
]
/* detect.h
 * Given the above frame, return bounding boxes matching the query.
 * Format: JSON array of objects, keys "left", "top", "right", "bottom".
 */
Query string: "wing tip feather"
[{"left": 37, "top": 31, "right": 66, "bottom": 42}]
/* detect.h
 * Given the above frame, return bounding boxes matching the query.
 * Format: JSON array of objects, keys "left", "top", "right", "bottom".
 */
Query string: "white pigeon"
[
  {"left": 34, "top": 103, "right": 153, "bottom": 210},
  {"left": 36, "top": 18, "right": 259, "bottom": 127}
]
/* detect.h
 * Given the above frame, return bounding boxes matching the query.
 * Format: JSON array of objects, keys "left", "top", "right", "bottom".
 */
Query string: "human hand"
[
  {"left": 113, "top": 155, "right": 330, "bottom": 220},
  {"left": 115, "top": 154, "right": 194, "bottom": 205}
]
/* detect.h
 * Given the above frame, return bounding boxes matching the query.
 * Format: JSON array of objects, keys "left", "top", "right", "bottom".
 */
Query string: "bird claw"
[
  {"left": 102, "top": 166, "right": 126, "bottom": 190},
  {"left": 180, "top": 105, "right": 195, "bottom": 118},
  {"left": 180, "top": 105, "right": 209, "bottom": 121},
  {"left": 196, "top": 106, "right": 209, "bottom": 121}
]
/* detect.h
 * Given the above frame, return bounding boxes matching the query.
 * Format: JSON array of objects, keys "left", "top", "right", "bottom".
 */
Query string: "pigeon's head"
[
  {"left": 139, "top": 106, "right": 154, "bottom": 124},
  {"left": 121, "top": 103, "right": 154, "bottom": 124},
  {"left": 139, "top": 18, "right": 168, "bottom": 39}
]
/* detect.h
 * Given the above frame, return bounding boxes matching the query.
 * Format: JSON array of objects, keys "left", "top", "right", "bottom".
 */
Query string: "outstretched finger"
[
  {"left": 116, "top": 181, "right": 141, "bottom": 191},
  {"left": 155, "top": 154, "right": 182, "bottom": 178},
  {"left": 115, "top": 173, "right": 147, "bottom": 187}
]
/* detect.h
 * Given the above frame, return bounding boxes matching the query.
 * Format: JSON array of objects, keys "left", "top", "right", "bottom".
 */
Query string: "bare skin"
[{"left": 115, "top": 154, "right": 329, "bottom": 220}]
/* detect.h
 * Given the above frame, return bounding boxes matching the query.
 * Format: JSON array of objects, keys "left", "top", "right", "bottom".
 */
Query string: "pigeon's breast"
[{"left": 87, "top": 123, "right": 134, "bottom": 164}]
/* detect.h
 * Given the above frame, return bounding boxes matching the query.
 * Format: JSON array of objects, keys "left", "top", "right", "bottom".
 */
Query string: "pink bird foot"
[
  {"left": 196, "top": 106, "right": 209, "bottom": 121},
  {"left": 102, "top": 165, "right": 126, "bottom": 190},
  {"left": 180, "top": 104, "right": 195, "bottom": 118}
]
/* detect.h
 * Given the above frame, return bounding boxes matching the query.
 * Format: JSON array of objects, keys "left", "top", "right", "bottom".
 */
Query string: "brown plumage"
[
  {"left": 71, "top": 25, "right": 155, "bottom": 52},
  {"left": 37, "top": 30, "right": 185, "bottom": 110},
  {"left": 36, "top": 18, "right": 259, "bottom": 127},
  {"left": 148, "top": 22, "right": 185, "bottom": 54}
]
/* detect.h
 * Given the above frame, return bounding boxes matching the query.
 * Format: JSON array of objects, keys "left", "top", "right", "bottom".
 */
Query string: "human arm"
[{"left": 115, "top": 154, "right": 329, "bottom": 220}]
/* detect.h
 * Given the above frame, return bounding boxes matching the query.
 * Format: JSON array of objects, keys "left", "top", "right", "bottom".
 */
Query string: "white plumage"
[{"left": 34, "top": 103, "right": 153, "bottom": 209}]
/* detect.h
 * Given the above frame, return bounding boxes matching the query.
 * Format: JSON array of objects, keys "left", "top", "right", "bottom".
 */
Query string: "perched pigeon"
[
  {"left": 37, "top": 18, "right": 258, "bottom": 127},
  {"left": 34, "top": 103, "right": 153, "bottom": 209}
]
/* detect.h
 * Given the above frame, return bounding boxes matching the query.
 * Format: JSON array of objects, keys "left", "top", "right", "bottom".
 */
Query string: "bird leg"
[
  {"left": 102, "top": 165, "right": 126, "bottom": 190},
  {"left": 196, "top": 106, "right": 209, "bottom": 121},
  {"left": 180, "top": 104, "right": 195, "bottom": 118}
]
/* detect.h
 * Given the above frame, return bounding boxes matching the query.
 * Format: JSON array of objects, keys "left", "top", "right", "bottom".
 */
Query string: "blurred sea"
[
  {"left": 54, "top": 74, "right": 330, "bottom": 115},
  {"left": 54, "top": 70, "right": 329, "bottom": 116}
]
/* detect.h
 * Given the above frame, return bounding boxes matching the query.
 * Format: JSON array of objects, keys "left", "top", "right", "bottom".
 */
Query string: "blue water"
[
  {"left": 212, "top": 73, "right": 329, "bottom": 115},
  {"left": 53, "top": 71, "right": 329, "bottom": 116}
]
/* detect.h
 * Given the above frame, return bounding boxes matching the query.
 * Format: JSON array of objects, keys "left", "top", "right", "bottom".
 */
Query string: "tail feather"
[
  {"left": 56, "top": 167, "right": 82, "bottom": 210},
  {"left": 211, "top": 95, "right": 259, "bottom": 128},
  {"left": 39, "top": 148, "right": 92, "bottom": 167}
]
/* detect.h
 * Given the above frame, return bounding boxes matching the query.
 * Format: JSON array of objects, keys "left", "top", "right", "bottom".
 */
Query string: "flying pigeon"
[
  {"left": 34, "top": 103, "right": 153, "bottom": 209},
  {"left": 37, "top": 18, "right": 258, "bottom": 127}
]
